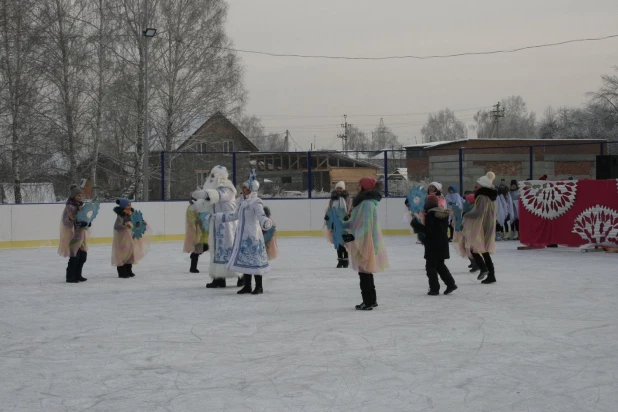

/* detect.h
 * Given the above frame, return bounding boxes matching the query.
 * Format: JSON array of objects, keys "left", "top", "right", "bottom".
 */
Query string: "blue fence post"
[
  {"left": 600, "top": 142, "right": 605, "bottom": 156},
  {"left": 232, "top": 152, "right": 237, "bottom": 187},
  {"left": 458, "top": 148, "right": 463, "bottom": 193},
  {"left": 160, "top": 151, "right": 165, "bottom": 200},
  {"left": 384, "top": 150, "right": 389, "bottom": 197},
  {"left": 529, "top": 146, "right": 533, "bottom": 180},
  {"left": 307, "top": 151, "right": 312, "bottom": 199}
]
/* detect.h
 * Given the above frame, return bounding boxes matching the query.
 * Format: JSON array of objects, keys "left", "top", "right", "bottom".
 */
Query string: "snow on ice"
[{"left": 0, "top": 237, "right": 617, "bottom": 412}]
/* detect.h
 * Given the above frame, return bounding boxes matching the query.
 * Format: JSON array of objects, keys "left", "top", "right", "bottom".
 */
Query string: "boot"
[
  {"left": 495, "top": 232, "right": 503, "bottom": 241},
  {"left": 336, "top": 259, "right": 344, "bottom": 268},
  {"left": 512, "top": 230, "right": 519, "bottom": 240},
  {"left": 482, "top": 256, "right": 496, "bottom": 284},
  {"left": 189, "top": 253, "right": 199, "bottom": 273},
  {"left": 469, "top": 258, "right": 479, "bottom": 273},
  {"left": 342, "top": 259, "right": 349, "bottom": 268},
  {"left": 355, "top": 302, "right": 373, "bottom": 311},
  {"left": 125, "top": 264, "right": 135, "bottom": 277},
  {"left": 66, "top": 256, "right": 80, "bottom": 283},
  {"left": 76, "top": 250, "right": 88, "bottom": 281},
  {"left": 252, "top": 275, "right": 263, "bottom": 294},
  {"left": 444, "top": 285, "right": 458, "bottom": 295},
  {"left": 237, "top": 276, "right": 245, "bottom": 287},
  {"left": 206, "top": 278, "right": 226, "bottom": 288},
  {"left": 237, "top": 274, "right": 252, "bottom": 294},
  {"left": 117, "top": 266, "right": 129, "bottom": 279}
]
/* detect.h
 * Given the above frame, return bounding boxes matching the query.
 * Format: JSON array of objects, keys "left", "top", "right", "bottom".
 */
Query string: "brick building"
[{"left": 405, "top": 139, "right": 608, "bottom": 191}]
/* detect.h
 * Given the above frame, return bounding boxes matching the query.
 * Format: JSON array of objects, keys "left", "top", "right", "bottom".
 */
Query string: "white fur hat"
[
  {"left": 477, "top": 171, "right": 496, "bottom": 188},
  {"left": 243, "top": 179, "right": 260, "bottom": 192},
  {"left": 210, "top": 165, "right": 228, "bottom": 180},
  {"left": 191, "top": 189, "right": 207, "bottom": 200},
  {"left": 429, "top": 181, "right": 442, "bottom": 191},
  {"left": 335, "top": 181, "right": 345, "bottom": 190}
]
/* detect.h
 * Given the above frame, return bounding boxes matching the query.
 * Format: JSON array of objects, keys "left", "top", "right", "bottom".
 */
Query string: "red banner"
[{"left": 519, "top": 179, "right": 618, "bottom": 248}]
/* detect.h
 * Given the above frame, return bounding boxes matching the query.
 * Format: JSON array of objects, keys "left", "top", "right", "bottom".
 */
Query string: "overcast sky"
[{"left": 226, "top": 0, "right": 618, "bottom": 149}]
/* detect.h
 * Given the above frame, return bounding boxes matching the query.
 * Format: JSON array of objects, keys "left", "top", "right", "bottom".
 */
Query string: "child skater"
[
  {"left": 184, "top": 189, "right": 209, "bottom": 273},
  {"left": 459, "top": 172, "right": 498, "bottom": 284},
  {"left": 411, "top": 194, "right": 457, "bottom": 295},
  {"left": 221, "top": 179, "right": 273, "bottom": 295},
  {"left": 263, "top": 206, "right": 278, "bottom": 261},
  {"left": 445, "top": 185, "right": 463, "bottom": 241},
  {"left": 341, "top": 177, "right": 389, "bottom": 311},
  {"left": 58, "top": 184, "right": 89, "bottom": 283},
  {"left": 324, "top": 181, "right": 352, "bottom": 268},
  {"left": 112, "top": 199, "right": 151, "bottom": 278}
]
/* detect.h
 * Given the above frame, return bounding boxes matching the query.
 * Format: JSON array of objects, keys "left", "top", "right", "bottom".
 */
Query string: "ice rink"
[{"left": 1, "top": 236, "right": 617, "bottom": 412}]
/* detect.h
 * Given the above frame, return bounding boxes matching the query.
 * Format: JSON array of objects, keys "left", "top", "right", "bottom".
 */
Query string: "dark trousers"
[
  {"left": 448, "top": 224, "right": 454, "bottom": 240},
  {"left": 472, "top": 252, "right": 495, "bottom": 280},
  {"left": 66, "top": 250, "right": 87, "bottom": 281},
  {"left": 425, "top": 258, "right": 455, "bottom": 292},
  {"left": 358, "top": 272, "right": 376, "bottom": 305},
  {"left": 512, "top": 219, "right": 519, "bottom": 232},
  {"left": 337, "top": 245, "right": 348, "bottom": 260}
]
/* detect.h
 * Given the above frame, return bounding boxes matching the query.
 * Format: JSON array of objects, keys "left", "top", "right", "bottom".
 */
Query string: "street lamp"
[{"left": 142, "top": 26, "right": 156, "bottom": 201}]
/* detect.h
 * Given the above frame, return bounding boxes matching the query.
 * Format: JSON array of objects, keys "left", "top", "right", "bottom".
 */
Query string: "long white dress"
[
  {"left": 205, "top": 182, "right": 241, "bottom": 280},
  {"left": 220, "top": 192, "right": 273, "bottom": 276}
]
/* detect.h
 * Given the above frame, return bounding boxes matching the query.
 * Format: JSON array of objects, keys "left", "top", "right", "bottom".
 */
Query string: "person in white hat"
[
  {"left": 458, "top": 171, "right": 498, "bottom": 284},
  {"left": 183, "top": 188, "right": 209, "bottom": 273},
  {"left": 218, "top": 179, "right": 273, "bottom": 295},
  {"left": 323, "top": 181, "right": 352, "bottom": 268},
  {"left": 203, "top": 165, "right": 244, "bottom": 288}
]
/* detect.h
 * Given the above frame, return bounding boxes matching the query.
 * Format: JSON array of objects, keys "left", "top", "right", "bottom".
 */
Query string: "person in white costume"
[
  {"left": 218, "top": 179, "right": 273, "bottom": 295},
  {"left": 203, "top": 165, "right": 244, "bottom": 288}
]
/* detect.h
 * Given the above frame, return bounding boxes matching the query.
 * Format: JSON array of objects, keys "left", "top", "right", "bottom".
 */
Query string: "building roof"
[
  {"left": 404, "top": 138, "right": 609, "bottom": 149},
  {"left": 176, "top": 111, "right": 259, "bottom": 152}
]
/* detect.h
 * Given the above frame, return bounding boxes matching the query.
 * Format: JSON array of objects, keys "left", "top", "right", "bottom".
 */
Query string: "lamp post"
[{"left": 142, "top": 26, "right": 156, "bottom": 201}]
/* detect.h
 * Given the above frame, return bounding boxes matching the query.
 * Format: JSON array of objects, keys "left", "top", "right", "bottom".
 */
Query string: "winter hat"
[
  {"left": 116, "top": 198, "right": 131, "bottom": 209},
  {"left": 264, "top": 206, "right": 271, "bottom": 218},
  {"left": 191, "top": 189, "right": 207, "bottom": 200},
  {"left": 359, "top": 177, "right": 377, "bottom": 191},
  {"left": 68, "top": 184, "right": 82, "bottom": 199},
  {"left": 448, "top": 185, "right": 457, "bottom": 193},
  {"left": 335, "top": 181, "right": 345, "bottom": 190},
  {"left": 510, "top": 179, "right": 518, "bottom": 187},
  {"left": 498, "top": 179, "right": 507, "bottom": 188},
  {"left": 210, "top": 165, "right": 229, "bottom": 180},
  {"left": 242, "top": 179, "right": 260, "bottom": 192},
  {"left": 425, "top": 194, "right": 439, "bottom": 209},
  {"left": 465, "top": 193, "right": 476, "bottom": 204},
  {"left": 477, "top": 171, "right": 496, "bottom": 189},
  {"left": 429, "top": 181, "right": 442, "bottom": 191}
]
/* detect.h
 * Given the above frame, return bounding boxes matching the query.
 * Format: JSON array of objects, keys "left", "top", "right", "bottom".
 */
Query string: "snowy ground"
[{"left": 1, "top": 237, "right": 617, "bottom": 412}]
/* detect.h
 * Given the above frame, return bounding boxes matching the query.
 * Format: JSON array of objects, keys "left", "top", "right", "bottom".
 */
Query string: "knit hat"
[
  {"left": 465, "top": 193, "right": 476, "bottom": 204},
  {"left": 429, "top": 181, "right": 442, "bottom": 191},
  {"left": 116, "top": 198, "right": 131, "bottom": 209},
  {"left": 425, "top": 194, "right": 439, "bottom": 209},
  {"left": 477, "top": 171, "right": 496, "bottom": 189},
  {"left": 359, "top": 177, "right": 377, "bottom": 191},
  {"left": 191, "top": 189, "right": 207, "bottom": 200},
  {"left": 510, "top": 179, "right": 517, "bottom": 186},
  {"left": 242, "top": 179, "right": 260, "bottom": 192},
  {"left": 335, "top": 181, "right": 345, "bottom": 190},
  {"left": 68, "top": 184, "right": 82, "bottom": 199}
]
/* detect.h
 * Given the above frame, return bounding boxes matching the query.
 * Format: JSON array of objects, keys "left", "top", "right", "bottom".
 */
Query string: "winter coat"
[
  {"left": 111, "top": 207, "right": 151, "bottom": 266},
  {"left": 497, "top": 190, "right": 515, "bottom": 225},
  {"left": 342, "top": 190, "right": 389, "bottom": 274},
  {"left": 458, "top": 187, "right": 498, "bottom": 257},
  {"left": 220, "top": 192, "right": 273, "bottom": 275},
  {"left": 323, "top": 190, "right": 352, "bottom": 243},
  {"left": 58, "top": 199, "right": 89, "bottom": 258},
  {"left": 445, "top": 186, "right": 464, "bottom": 225},
  {"left": 205, "top": 182, "right": 241, "bottom": 279},
  {"left": 411, "top": 207, "right": 451, "bottom": 261},
  {"left": 183, "top": 205, "right": 208, "bottom": 254}
]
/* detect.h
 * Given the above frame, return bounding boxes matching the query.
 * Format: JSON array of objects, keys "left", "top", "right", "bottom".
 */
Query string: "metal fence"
[{"left": 154, "top": 141, "right": 613, "bottom": 200}]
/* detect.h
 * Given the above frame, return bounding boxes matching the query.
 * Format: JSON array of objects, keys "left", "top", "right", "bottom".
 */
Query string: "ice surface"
[{"left": 1, "top": 237, "right": 617, "bottom": 412}]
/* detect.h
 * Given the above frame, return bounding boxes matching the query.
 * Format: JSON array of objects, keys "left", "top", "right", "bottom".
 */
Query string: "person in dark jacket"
[{"left": 411, "top": 195, "right": 458, "bottom": 295}]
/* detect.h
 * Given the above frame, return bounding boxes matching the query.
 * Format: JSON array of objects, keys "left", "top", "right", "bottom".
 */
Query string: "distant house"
[{"left": 151, "top": 112, "right": 259, "bottom": 200}]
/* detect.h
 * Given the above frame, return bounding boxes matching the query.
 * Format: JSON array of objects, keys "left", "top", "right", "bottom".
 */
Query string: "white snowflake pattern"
[
  {"left": 519, "top": 180, "right": 577, "bottom": 220},
  {"left": 572, "top": 205, "right": 618, "bottom": 246}
]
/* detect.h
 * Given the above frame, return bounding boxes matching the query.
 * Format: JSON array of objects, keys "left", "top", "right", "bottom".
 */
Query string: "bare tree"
[
  {"left": 588, "top": 67, "right": 618, "bottom": 137},
  {"left": 420, "top": 108, "right": 467, "bottom": 142}
]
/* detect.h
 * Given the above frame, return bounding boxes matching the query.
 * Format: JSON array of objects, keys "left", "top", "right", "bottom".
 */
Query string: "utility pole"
[
  {"left": 491, "top": 102, "right": 506, "bottom": 139},
  {"left": 283, "top": 130, "right": 290, "bottom": 152},
  {"left": 338, "top": 114, "right": 350, "bottom": 152}
]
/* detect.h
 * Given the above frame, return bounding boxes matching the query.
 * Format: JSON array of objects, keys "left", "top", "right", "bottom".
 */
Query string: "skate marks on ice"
[{"left": 0, "top": 238, "right": 617, "bottom": 411}]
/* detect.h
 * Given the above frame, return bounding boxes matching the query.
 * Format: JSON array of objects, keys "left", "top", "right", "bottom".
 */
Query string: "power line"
[
  {"left": 215, "top": 34, "right": 618, "bottom": 61},
  {"left": 256, "top": 106, "right": 491, "bottom": 118}
]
